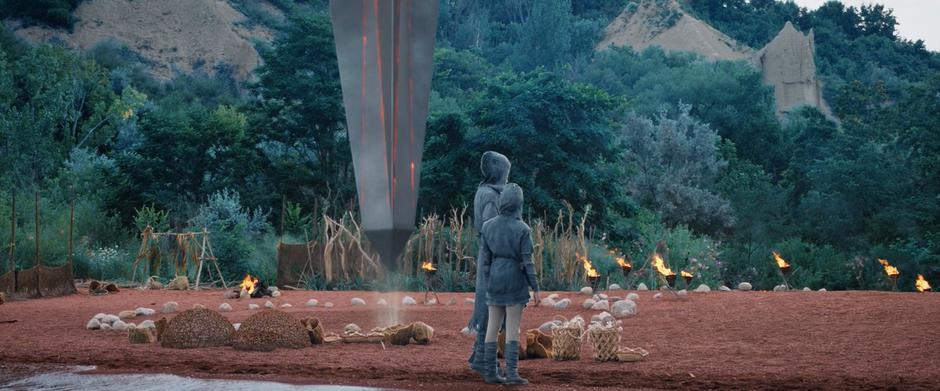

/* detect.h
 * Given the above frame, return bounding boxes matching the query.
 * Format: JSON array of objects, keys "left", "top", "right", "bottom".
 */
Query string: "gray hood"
[
  {"left": 498, "top": 183, "right": 524, "bottom": 219},
  {"left": 480, "top": 151, "right": 510, "bottom": 186}
]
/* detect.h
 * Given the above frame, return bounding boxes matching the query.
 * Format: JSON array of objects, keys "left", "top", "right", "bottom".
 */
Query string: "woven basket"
[
  {"left": 588, "top": 324, "right": 621, "bottom": 362},
  {"left": 551, "top": 316, "right": 584, "bottom": 361}
]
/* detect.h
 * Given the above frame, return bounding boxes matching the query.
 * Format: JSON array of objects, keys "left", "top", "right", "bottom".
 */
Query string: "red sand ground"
[{"left": 1, "top": 288, "right": 938, "bottom": 390}]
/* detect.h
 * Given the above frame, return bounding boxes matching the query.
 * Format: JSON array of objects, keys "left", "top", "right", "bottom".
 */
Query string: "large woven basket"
[
  {"left": 551, "top": 316, "right": 584, "bottom": 361},
  {"left": 588, "top": 324, "right": 621, "bottom": 362}
]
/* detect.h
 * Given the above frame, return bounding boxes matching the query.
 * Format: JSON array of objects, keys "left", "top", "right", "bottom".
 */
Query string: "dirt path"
[{"left": 0, "top": 289, "right": 938, "bottom": 390}]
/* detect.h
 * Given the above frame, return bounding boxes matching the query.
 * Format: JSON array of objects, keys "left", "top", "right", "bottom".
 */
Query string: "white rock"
[
  {"left": 461, "top": 326, "right": 473, "bottom": 336},
  {"left": 86, "top": 318, "right": 101, "bottom": 330},
  {"left": 377, "top": 298, "right": 389, "bottom": 306},
  {"left": 591, "top": 300, "right": 610, "bottom": 311},
  {"left": 280, "top": 303, "right": 293, "bottom": 308},
  {"left": 553, "top": 298, "right": 571, "bottom": 309},
  {"left": 125, "top": 322, "right": 136, "bottom": 330},
  {"left": 803, "top": 287, "right": 811, "bottom": 291},
  {"left": 637, "top": 283, "right": 649, "bottom": 291},
  {"left": 719, "top": 286, "right": 732, "bottom": 292},
  {"left": 324, "top": 302, "right": 334, "bottom": 308},
  {"left": 425, "top": 298, "right": 438, "bottom": 305},
  {"left": 270, "top": 286, "right": 279, "bottom": 292},
  {"left": 92, "top": 313, "right": 107, "bottom": 321},
  {"left": 233, "top": 323, "right": 241, "bottom": 330},
  {"left": 818, "top": 288, "right": 827, "bottom": 292},
  {"left": 112, "top": 320, "right": 127, "bottom": 331},
  {"left": 582, "top": 298, "right": 596, "bottom": 309},
  {"left": 305, "top": 299, "right": 319, "bottom": 307},
  {"left": 344, "top": 323, "right": 361, "bottom": 335},
  {"left": 597, "top": 293, "right": 609, "bottom": 300},
  {"left": 738, "top": 282, "right": 753, "bottom": 291},
  {"left": 773, "top": 284, "right": 788, "bottom": 292},
  {"left": 694, "top": 284, "right": 711, "bottom": 293},
  {"left": 138, "top": 320, "right": 155, "bottom": 329},
  {"left": 546, "top": 293, "right": 560, "bottom": 300},
  {"left": 135, "top": 307, "right": 156, "bottom": 316},
  {"left": 248, "top": 303, "right": 260, "bottom": 310},
  {"left": 447, "top": 297, "right": 458, "bottom": 306},
  {"left": 580, "top": 287, "right": 593, "bottom": 295},
  {"left": 101, "top": 315, "right": 120, "bottom": 325},
  {"left": 239, "top": 289, "right": 249, "bottom": 299},
  {"left": 223, "top": 290, "right": 240, "bottom": 299},
  {"left": 677, "top": 289, "right": 688, "bottom": 296},
  {"left": 351, "top": 298, "right": 366, "bottom": 306},
  {"left": 161, "top": 301, "right": 178, "bottom": 313},
  {"left": 192, "top": 303, "right": 206, "bottom": 310},
  {"left": 118, "top": 310, "right": 137, "bottom": 320},
  {"left": 402, "top": 296, "right": 418, "bottom": 306},
  {"left": 611, "top": 299, "right": 637, "bottom": 318},
  {"left": 464, "top": 298, "right": 475, "bottom": 305},
  {"left": 609, "top": 284, "right": 622, "bottom": 291},
  {"left": 100, "top": 323, "right": 112, "bottom": 330},
  {"left": 271, "top": 290, "right": 282, "bottom": 298},
  {"left": 264, "top": 301, "right": 275, "bottom": 309},
  {"left": 540, "top": 297, "right": 556, "bottom": 307},
  {"left": 538, "top": 320, "right": 561, "bottom": 334},
  {"left": 653, "top": 293, "right": 663, "bottom": 299},
  {"left": 218, "top": 303, "right": 233, "bottom": 312},
  {"left": 591, "top": 311, "right": 615, "bottom": 324},
  {"left": 626, "top": 293, "right": 639, "bottom": 301}
]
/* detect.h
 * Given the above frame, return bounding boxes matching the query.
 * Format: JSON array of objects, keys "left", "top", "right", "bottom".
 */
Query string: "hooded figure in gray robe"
[{"left": 467, "top": 151, "right": 510, "bottom": 375}]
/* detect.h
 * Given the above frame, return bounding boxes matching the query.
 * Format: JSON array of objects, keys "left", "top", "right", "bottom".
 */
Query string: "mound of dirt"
[
  {"left": 233, "top": 310, "right": 309, "bottom": 351},
  {"left": 159, "top": 308, "right": 234, "bottom": 349},
  {"left": 8, "top": 0, "right": 276, "bottom": 79}
]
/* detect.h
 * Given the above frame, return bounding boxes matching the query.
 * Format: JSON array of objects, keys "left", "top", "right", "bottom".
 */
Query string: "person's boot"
[
  {"left": 468, "top": 330, "right": 486, "bottom": 375},
  {"left": 483, "top": 342, "right": 505, "bottom": 384},
  {"left": 504, "top": 341, "right": 529, "bottom": 385}
]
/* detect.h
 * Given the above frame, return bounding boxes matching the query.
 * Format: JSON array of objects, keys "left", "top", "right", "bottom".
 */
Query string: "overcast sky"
[{"left": 791, "top": 0, "right": 939, "bottom": 51}]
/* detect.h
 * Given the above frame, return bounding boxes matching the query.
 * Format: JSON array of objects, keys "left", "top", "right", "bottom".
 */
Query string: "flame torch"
[
  {"left": 877, "top": 258, "right": 899, "bottom": 291},
  {"left": 772, "top": 251, "right": 792, "bottom": 290}
]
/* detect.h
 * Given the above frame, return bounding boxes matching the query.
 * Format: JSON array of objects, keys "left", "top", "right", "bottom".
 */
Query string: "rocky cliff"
[
  {"left": 599, "top": 0, "right": 834, "bottom": 119},
  {"left": 7, "top": 0, "right": 277, "bottom": 80},
  {"left": 751, "top": 22, "right": 833, "bottom": 118}
]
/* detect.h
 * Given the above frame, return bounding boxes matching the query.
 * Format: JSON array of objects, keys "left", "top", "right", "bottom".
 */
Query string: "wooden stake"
[
  {"left": 8, "top": 190, "right": 15, "bottom": 273},
  {"left": 68, "top": 200, "right": 74, "bottom": 267},
  {"left": 34, "top": 192, "right": 40, "bottom": 268}
]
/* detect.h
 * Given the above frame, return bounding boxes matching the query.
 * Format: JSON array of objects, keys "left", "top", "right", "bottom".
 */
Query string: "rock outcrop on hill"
[
  {"left": 598, "top": 0, "right": 834, "bottom": 120},
  {"left": 7, "top": 0, "right": 276, "bottom": 80},
  {"left": 597, "top": 0, "right": 750, "bottom": 60},
  {"left": 751, "top": 22, "right": 834, "bottom": 118}
]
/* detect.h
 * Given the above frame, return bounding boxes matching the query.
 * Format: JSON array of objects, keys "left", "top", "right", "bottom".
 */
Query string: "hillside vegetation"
[{"left": 0, "top": 0, "right": 938, "bottom": 291}]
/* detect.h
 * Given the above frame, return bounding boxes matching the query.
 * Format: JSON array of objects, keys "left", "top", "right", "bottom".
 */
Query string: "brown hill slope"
[{"left": 7, "top": 0, "right": 277, "bottom": 79}]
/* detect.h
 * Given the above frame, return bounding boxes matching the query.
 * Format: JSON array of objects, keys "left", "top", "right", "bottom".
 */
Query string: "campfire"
[
  {"left": 877, "top": 258, "right": 900, "bottom": 290},
  {"left": 580, "top": 254, "right": 601, "bottom": 291},
  {"left": 915, "top": 274, "right": 932, "bottom": 293},
  {"left": 238, "top": 274, "right": 272, "bottom": 298},
  {"left": 651, "top": 253, "right": 676, "bottom": 288},
  {"left": 681, "top": 270, "right": 693, "bottom": 287}
]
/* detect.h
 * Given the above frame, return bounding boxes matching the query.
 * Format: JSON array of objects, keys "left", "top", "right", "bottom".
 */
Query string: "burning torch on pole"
[
  {"left": 651, "top": 252, "right": 680, "bottom": 298},
  {"left": 421, "top": 261, "right": 441, "bottom": 305},
  {"left": 580, "top": 254, "right": 601, "bottom": 292},
  {"left": 877, "top": 258, "right": 900, "bottom": 291},
  {"left": 772, "top": 251, "right": 792, "bottom": 291}
]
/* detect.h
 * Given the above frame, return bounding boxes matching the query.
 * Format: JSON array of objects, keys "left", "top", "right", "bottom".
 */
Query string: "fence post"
[
  {"left": 68, "top": 200, "right": 74, "bottom": 268},
  {"left": 34, "top": 191, "right": 40, "bottom": 268}
]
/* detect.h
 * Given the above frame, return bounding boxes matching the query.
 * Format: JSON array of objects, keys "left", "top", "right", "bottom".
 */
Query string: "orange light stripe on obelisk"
[
  {"left": 373, "top": 0, "right": 390, "bottom": 208},
  {"left": 391, "top": 0, "right": 400, "bottom": 206},
  {"left": 358, "top": 2, "right": 367, "bottom": 210}
]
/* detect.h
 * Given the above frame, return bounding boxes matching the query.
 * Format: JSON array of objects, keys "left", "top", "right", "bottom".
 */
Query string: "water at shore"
[{"left": 0, "top": 365, "right": 389, "bottom": 391}]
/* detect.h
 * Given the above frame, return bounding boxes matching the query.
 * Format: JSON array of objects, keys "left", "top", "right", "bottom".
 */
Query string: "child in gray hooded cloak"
[
  {"left": 467, "top": 151, "right": 510, "bottom": 377},
  {"left": 479, "top": 183, "right": 540, "bottom": 384}
]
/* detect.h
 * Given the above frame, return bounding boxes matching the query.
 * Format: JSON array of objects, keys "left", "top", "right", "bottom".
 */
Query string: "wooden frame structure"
[{"left": 131, "top": 226, "right": 226, "bottom": 289}]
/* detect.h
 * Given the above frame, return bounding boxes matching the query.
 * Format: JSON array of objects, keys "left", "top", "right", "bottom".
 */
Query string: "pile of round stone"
[
  {"left": 233, "top": 310, "right": 309, "bottom": 351},
  {"left": 159, "top": 308, "right": 235, "bottom": 349}
]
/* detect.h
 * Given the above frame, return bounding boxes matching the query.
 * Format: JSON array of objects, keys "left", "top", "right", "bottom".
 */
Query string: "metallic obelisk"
[{"left": 330, "top": 0, "right": 438, "bottom": 267}]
